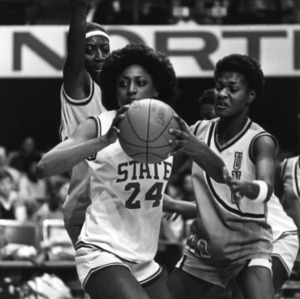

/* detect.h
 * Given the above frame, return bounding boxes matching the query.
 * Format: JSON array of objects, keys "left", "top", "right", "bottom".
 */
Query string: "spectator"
[
  {"left": 0, "top": 146, "right": 21, "bottom": 192},
  {"left": 0, "top": 171, "right": 27, "bottom": 221},
  {"left": 7, "top": 137, "right": 43, "bottom": 173},
  {"left": 31, "top": 175, "right": 70, "bottom": 223},
  {"left": 18, "top": 154, "right": 48, "bottom": 218}
]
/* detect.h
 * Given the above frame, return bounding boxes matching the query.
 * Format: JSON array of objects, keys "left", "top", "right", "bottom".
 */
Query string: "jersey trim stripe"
[
  {"left": 89, "top": 115, "right": 101, "bottom": 138},
  {"left": 294, "top": 160, "right": 300, "bottom": 198},
  {"left": 214, "top": 118, "right": 252, "bottom": 152},
  {"left": 139, "top": 267, "right": 162, "bottom": 285},
  {"left": 271, "top": 253, "right": 290, "bottom": 276},
  {"left": 61, "top": 76, "right": 95, "bottom": 106},
  {"left": 205, "top": 173, "right": 266, "bottom": 219},
  {"left": 193, "top": 120, "right": 202, "bottom": 135},
  {"left": 281, "top": 158, "right": 288, "bottom": 181},
  {"left": 249, "top": 132, "right": 278, "bottom": 164},
  {"left": 272, "top": 230, "right": 298, "bottom": 243},
  {"left": 75, "top": 241, "right": 138, "bottom": 264}
]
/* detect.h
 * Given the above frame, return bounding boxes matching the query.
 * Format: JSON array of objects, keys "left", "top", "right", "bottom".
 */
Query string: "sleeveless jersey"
[
  {"left": 185, "top": 118, "right": 274, "bottom": 266},
  {"left": 76, "top": 110, "right": 173, "bottom": 263},
  {"left": 59, "top": 76, "right": 106, "bottom": 230},
  {"left": 280, "top": 156, "right": 300, "bottom": 203}
]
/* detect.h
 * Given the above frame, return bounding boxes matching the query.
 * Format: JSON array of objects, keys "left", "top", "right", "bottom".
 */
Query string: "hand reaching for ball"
[{"left": 168, "top": 115, "right": 203, "bottom": 158}]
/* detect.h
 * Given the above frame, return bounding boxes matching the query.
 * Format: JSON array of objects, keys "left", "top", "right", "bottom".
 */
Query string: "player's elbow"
[{"left": 35, "top": 161, "right": 49, "bottom": 179}]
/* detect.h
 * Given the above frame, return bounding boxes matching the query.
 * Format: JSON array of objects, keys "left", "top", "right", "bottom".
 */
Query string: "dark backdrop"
[{"left": 1, "top": 77, "right": 299, "bottom": 155}]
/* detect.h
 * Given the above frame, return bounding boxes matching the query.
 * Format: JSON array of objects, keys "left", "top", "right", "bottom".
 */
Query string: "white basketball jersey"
[
  {"left": 280, "top": 156, "right": 300, "bottom": 202},
  {"left": 60, "top": 77, "right": 106, "bottom": 230},
  {"left": 185, "top": 118, "right": 274, "bottom": 265},
  {"left": 76, "top": 110, "right": 173, "bottom": 263}
]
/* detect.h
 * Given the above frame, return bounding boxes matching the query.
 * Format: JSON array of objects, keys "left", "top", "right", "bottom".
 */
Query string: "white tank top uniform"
[
  {"left": 59, "top": 76, "right": 105, "bottom": 241},
  {"left": 176, "top": 118, "right": 275, "bottom": 287},
  {"left": 75, "top": 110, "right": 173, "bottom": 287}
]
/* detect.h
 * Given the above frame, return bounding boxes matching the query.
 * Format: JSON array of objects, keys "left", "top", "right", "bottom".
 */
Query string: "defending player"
[
  {"left": 167, "top": 54, "right": 277, "bottom": 299},
  {"left": 60, "top": 0, "right": 110, "bottom": 246}
]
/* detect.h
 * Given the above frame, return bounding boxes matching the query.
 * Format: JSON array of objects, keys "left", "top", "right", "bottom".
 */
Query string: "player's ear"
[
  {"left": 154, "top": 89, "right": 159, "bottom": 98},
  {"left": 247, "top": 91, "right": 256, "bottom": 104}
]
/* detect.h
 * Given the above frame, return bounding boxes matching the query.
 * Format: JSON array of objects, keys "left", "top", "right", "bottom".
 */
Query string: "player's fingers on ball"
[{"left": 168, "top": 128, "right": 183, "bottom": 137}]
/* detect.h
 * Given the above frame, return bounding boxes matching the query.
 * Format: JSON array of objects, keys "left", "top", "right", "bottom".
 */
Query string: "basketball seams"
[{"left": 117, "top": 99, "right": 180, "bottom": 163}]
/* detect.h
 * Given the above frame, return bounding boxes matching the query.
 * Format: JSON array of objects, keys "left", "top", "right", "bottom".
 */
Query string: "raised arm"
[{"left": 63, "top": 0, "right": 90, "bottom": 99}]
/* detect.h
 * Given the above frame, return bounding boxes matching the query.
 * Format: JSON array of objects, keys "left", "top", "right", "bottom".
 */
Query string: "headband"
[{"left": 86, "top": 30, "right": 110, "bottom": 41}]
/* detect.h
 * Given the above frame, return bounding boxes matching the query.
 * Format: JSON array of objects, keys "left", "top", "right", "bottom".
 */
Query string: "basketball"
[{"left": 117, "top": 99, "right": 180, "bottom": 164}]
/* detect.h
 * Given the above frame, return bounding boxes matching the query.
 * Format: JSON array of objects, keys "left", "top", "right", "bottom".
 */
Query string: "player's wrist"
[{"left": 252, "top": 180, "right": 268, "bottom": 203}]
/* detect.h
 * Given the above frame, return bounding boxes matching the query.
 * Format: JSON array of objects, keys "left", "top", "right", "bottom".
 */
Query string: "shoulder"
[{"left": 190, "top": 118, "right": 218, "bottom": 136}]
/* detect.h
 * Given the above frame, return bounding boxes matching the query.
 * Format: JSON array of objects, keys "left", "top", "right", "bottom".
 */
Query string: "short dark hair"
[
  {"left": 214, "top": 54, "right": 265, "bottom": 101},
  {"left": 99, "top": 43, "right": 177, "bottom": 110},
  {"left": 199, "top": 88, "right": 215, "bottom": 106}
]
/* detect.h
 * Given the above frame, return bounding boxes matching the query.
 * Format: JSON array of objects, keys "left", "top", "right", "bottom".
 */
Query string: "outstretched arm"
[
  {"left": 169, "top": 115, "right": 226, "bottom": 183},
  {"left": 163, "top": 194, "right": 197, "bottom": 219},
  {"left": 63, "top": 0, "right": 90, "bottom": 99},
  {"left": 37, "top": 108, "right": 126, "bottom": 178}
]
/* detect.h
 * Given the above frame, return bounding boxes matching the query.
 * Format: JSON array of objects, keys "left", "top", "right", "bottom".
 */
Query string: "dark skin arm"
[
  {"left": 36, "top": 106, "right": 127, "bottom": 178},
  {"left": 169, "top": 115, "right": 226, "bottom": 183},
  {"left": 223, "top": 135, "right": 277, "bottom": 203},
  {"left": 63, "top": 0, "right": 91, "bottom": 100}
]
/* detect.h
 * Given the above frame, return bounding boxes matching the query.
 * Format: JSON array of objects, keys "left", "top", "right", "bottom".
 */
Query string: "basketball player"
[
  {"left": 277, "top": 155, "right": 300, "bottom": 247},
  {"left": 60, "top": 0, "right": 110, "bottom": 246},
  {"left": 37, "top": 43, "right": 177, "bottom": 299},
  {"left": 167, "top": 54, "right": 277, "bottom": 299}
]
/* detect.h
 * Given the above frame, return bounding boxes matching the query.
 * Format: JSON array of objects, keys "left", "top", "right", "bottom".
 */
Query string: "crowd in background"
[
  {"left": 0, "top": 137, "right": 70, "bottom": 225},
  {"left": 0, "top": 0, "right": 300, "bottom": 26}
]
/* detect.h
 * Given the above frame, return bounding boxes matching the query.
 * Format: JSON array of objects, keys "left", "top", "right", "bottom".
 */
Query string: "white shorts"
[
  {"left": 176, "top": 253, "right": 272, "bottom": 288},
  {"left": 272, "top": 232, "right": 299, "bottom": 275},
  {"left": 75, "top": 245, "right": 162, "bottom": 288}
]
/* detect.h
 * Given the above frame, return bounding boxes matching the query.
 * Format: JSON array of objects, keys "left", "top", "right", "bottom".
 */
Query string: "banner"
[{"left": 1, "top": 24, "right": 300, "bottom": 78}]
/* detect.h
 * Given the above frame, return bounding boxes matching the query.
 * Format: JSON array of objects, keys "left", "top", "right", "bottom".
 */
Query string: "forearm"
[
  {"left": 189, "top": 142, "right": 226, "bottom": 183},
  {"left": 36, "top": 137, "right": 110, "bottom": 178},
  {"left": 163, "top": 194, "right": 197, "bottom": 219}
]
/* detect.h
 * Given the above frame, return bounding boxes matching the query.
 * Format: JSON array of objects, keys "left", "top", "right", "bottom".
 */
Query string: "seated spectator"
[
  {"left": 0, "top": 171, "right": 27, "bottom": 221},
  {"left": 0, "top": 146, "right": 21, "bottom": 192},
  {"left": 7, "top": 137, "right": 43, "bottom": 173},
  {"left": 18, "top": 154, "right": 48, "bottom": 218},
  {"left": 31, "top": 174, "right": 70, "bottom": 223}
]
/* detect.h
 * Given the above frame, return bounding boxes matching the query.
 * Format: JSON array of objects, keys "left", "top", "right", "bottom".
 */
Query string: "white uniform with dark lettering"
[
  {"left": 75, "top": 110, "right": 173, "bottom": 287},
  {"left": 59, "top": 76, "right": 105, "bottom": 245},
  {"left": 176, "top": 118, "right": 274, "bottom": 288}
]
